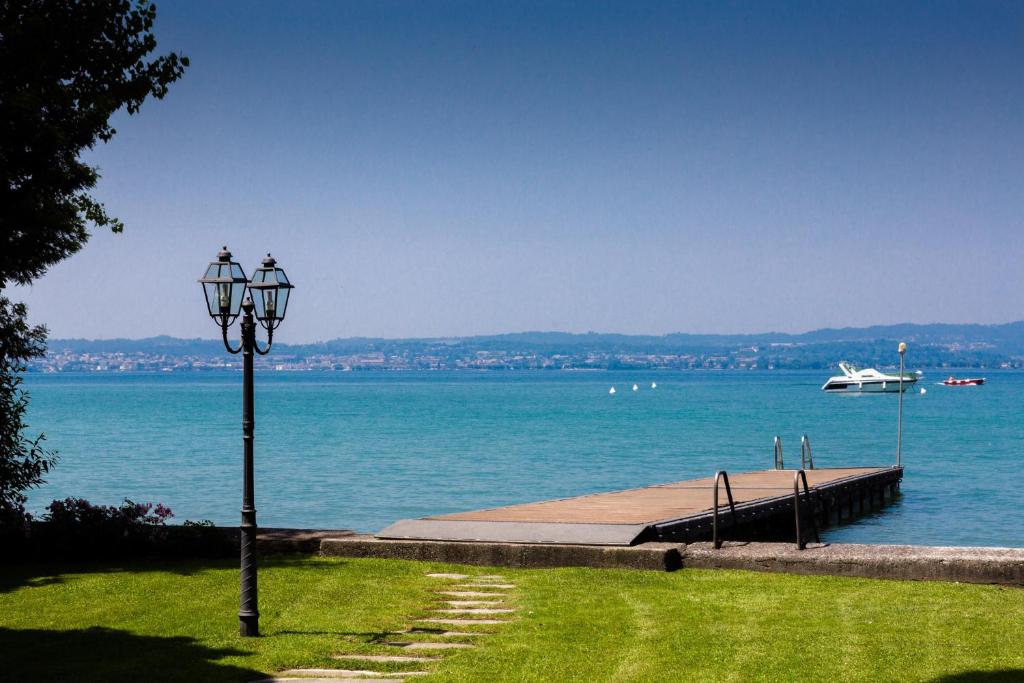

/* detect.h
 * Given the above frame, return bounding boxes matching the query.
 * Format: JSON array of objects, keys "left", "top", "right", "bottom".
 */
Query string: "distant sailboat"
[
  {"left": 651, "top": 382, "right": 657, "bottom": 389},
  {"left": 632, "top": 384, "right": 639, "bottom": 391},
  {"left": 609, "top": 387, "right": 616, "bottom": 395}
]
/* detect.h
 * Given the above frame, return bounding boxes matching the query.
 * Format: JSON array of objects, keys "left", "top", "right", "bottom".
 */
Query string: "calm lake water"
[{"left": 22, "top": 369, "right": 1024, "bottom": 547}]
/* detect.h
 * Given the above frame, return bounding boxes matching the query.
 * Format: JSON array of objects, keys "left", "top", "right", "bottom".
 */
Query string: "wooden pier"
[{"left": 377, "top": 466, "right": 903, "bottom": 546}]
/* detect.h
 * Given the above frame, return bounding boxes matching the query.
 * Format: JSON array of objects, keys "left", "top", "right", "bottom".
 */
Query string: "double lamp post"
[{"left": 199, "top": 247, "right": 294, "bottom": 637}]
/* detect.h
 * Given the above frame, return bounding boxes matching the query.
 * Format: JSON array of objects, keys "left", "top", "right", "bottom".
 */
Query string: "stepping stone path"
[
  {"left": 256, "top": 571, "right": 518, "bottom": 681},
  {"left": 418, "top": 617, "right": 509, "bottom": 626},
  {"left": 424, "top": 573, "right": 469, "bottom": 579},
  {"left": 259, "top": 673, "right": 413, "bottom": 683},
  {"left": 333, "top": 655, "right": 440, "bottom": 663},
  {"left": 259, "top": 679, "right": 405, "bottom": 683},
  {"left": 277, "top": 669, "right": 426, "bottom": 679},
  {"left": 436, "top": 590, "right": 507, "bottom": 597},
  {"left": 289, "top": 670, "right": 426, "bottom": 678},
  {"left": 385, "top": 642, "right": 475, "bottom": 650},
  {"left": 402, "top": 628, "right": 492, "bottom": 637}
]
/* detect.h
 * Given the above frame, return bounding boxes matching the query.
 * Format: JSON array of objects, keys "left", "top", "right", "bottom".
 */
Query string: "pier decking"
[{"left": 377, "top": 466, "right": 903, "bottom": 546}]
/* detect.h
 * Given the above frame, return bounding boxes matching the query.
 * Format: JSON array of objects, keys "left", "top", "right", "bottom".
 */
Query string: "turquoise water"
[{"left": 22, "top": 370, "right": 1024, "bottom": 547}]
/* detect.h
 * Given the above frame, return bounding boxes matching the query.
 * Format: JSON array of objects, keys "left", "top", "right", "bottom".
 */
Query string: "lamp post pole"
[{"left": 239, "top": 299, "right": 259, "bottom": 637}]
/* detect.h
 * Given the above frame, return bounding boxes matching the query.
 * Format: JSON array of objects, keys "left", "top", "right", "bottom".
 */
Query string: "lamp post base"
[{"left": 239, "top": 614, "right": 259, "bottom": 637}]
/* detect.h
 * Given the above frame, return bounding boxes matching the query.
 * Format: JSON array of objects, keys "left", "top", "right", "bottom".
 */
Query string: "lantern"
[
  {"left": 198, "top": 247, "right": 249, "bottom": 326},
  {"left": 247, "top": 253, "right": 293, "bottom": 330}
]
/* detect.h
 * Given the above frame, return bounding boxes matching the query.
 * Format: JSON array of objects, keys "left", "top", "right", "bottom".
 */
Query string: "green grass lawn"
[{"left": 1, "top": 555, "right": 1022, "bottom": 682}]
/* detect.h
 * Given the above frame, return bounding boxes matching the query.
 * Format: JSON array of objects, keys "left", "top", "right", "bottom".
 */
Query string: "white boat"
[{"left": 821, "top": 362, "right": 918, "bottom": 393}]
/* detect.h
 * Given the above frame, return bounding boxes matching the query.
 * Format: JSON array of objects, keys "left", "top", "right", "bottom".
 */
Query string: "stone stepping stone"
[
  {"left": 278, "top": 669, "right": 426, "bottom": 679},
  {"left": 455, "top": 583, "right": 514, "bottom": 589},
  {"left": 386, "top": 641, "right": 475, "bottom": 650},
  {"left": 436, "top": 590, "right": 507, "bottom": 598},
  {"left": 258, "top": 679, "right": 405, "bottom": 683},
  {"left": 436, "top": 607, "right": 515, "bottom": 614},
  {"left": 324, "top": 671, "right": 427, "bottom": 678},
  {"left": 419, "top": 617, "right": 509, "bottom": 626},
  {"left": 443, "top": 600, "right": 504, "bottom": 607},
  {"left": 332, "top": 654, "right": 440, "bottom": 663},
  {"left": 476, "top": 575, "right": 506, "bottom": 580},
  {"left": 425, "top": 573, "right": 468, "bottom": 579},
  {"left": 403, "top": 628, "right": 492, "bottom": 637}
]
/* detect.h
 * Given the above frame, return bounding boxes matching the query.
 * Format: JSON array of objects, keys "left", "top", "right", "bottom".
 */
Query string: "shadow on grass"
[
  {"left": 931, "top": 672, "right": 1024, "bottom": 682},
  {"left": 0, "top": 626, "right": 265, "bottom": 683},
  {"left": 0, "top": 554, "right": 343, "bottom": 594}
]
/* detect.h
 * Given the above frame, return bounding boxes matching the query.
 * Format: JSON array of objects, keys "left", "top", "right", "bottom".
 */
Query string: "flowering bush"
[
  {"left": 0, "top": 498, "right": 234, "bottom": 562},
  {"left": 45, "top": 498, "right": 174, "bottom": 527},
  {"left": 38, "top": 497, "right": 175, "bottom": 559}
]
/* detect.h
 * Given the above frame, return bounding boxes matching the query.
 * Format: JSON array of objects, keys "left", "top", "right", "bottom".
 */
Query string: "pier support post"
[{"left": 897, "top": 342, "right": 906, "bottom": 466}]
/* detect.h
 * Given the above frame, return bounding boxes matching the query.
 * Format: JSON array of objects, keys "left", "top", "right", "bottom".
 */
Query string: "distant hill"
[
  {"left": 43, "top": 321, "right": 1024, "bottom": 370},
  {"left": 48, "top": 321, "right": 1024, "bottom": 355},
  {"left": 396, "top": 322, "right": 1024, "bottom": 354},
  {"left": 47, "top": 335, "right": 228, "bottom": 356}
]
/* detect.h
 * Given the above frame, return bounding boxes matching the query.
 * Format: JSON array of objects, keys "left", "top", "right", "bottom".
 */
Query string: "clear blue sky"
[{"left": 16, "top": 1, "right": 1023, "bottom": 343}]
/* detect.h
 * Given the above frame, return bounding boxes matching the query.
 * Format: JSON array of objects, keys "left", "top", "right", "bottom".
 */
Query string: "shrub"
[
  {"left": 39, "top": 497, "right": 174, "bottom": 560},
  {"left": 0, "top": 499, "right": 33, "bottom": 554},
  {"left": 163, "top": 519, "right": 235, "bottom": 559},
  {"left": 45, "top": 497, "right": 173, "bottom": 527},
  {"left": 1, "top": 498, "right": 236, "bottom": 562}
]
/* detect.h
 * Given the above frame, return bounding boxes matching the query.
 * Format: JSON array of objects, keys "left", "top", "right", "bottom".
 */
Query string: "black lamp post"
[{"left": 199, "top": 247, "right": 294, "bottom": 637}]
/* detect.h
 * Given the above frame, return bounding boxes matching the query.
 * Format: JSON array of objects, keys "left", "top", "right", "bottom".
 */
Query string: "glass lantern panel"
[
  {"left": 262, "top": 288, "right": 278, "bottom": 320},
  {"left": 254, "top": 287, "right": 283, "bottom": 321},
  {"left": 215, "top": 281, "right": 234, "bottom": 315},
  {"left": 275, "top": 285, "right": 290, "bottom": 319},
  {"left": 230, "top": 278, "right": 246, "bottom": 315},
  {"left": 275, "top": 269, "right": 289, "bottom": 285},
  {"left": 203, "top": 281, "right": 220, "bottom": 316},
  {"left": 251, "top": 286, "right": 267, "bottom": 319},
  {"left": 230, "top": 263, "right": 246, "bottom": 280}
]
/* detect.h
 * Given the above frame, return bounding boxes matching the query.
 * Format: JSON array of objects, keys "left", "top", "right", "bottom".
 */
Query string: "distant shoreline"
[
  {"left": 25, "top": 366, "right": 1017, "bottom": 375},
  {"left": 33, "top": 323, "right": 1024, "bottom": 372}
]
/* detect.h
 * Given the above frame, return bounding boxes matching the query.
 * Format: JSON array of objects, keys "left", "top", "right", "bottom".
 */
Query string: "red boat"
[{"left": 943, "top": 376, "right": 985, "bottom": 386}]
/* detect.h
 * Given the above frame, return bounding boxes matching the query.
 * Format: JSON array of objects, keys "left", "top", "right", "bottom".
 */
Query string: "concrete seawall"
[
  {"left": 682, "top": 542, "right": 1024, "bottom": 586},
  {"left": 320, "top": 536, "right": 682, "bottom": 571},
  {"left": 318, "top": 535, "right": 1024, "bottom": 586}
]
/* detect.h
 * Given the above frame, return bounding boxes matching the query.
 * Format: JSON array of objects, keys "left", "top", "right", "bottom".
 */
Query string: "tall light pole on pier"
[
  {"left": 897, "top": 341, "right": 907, "bottom": 467},
  {"left": 199, "top": 247, "right": 294, "bottom": 637}
]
